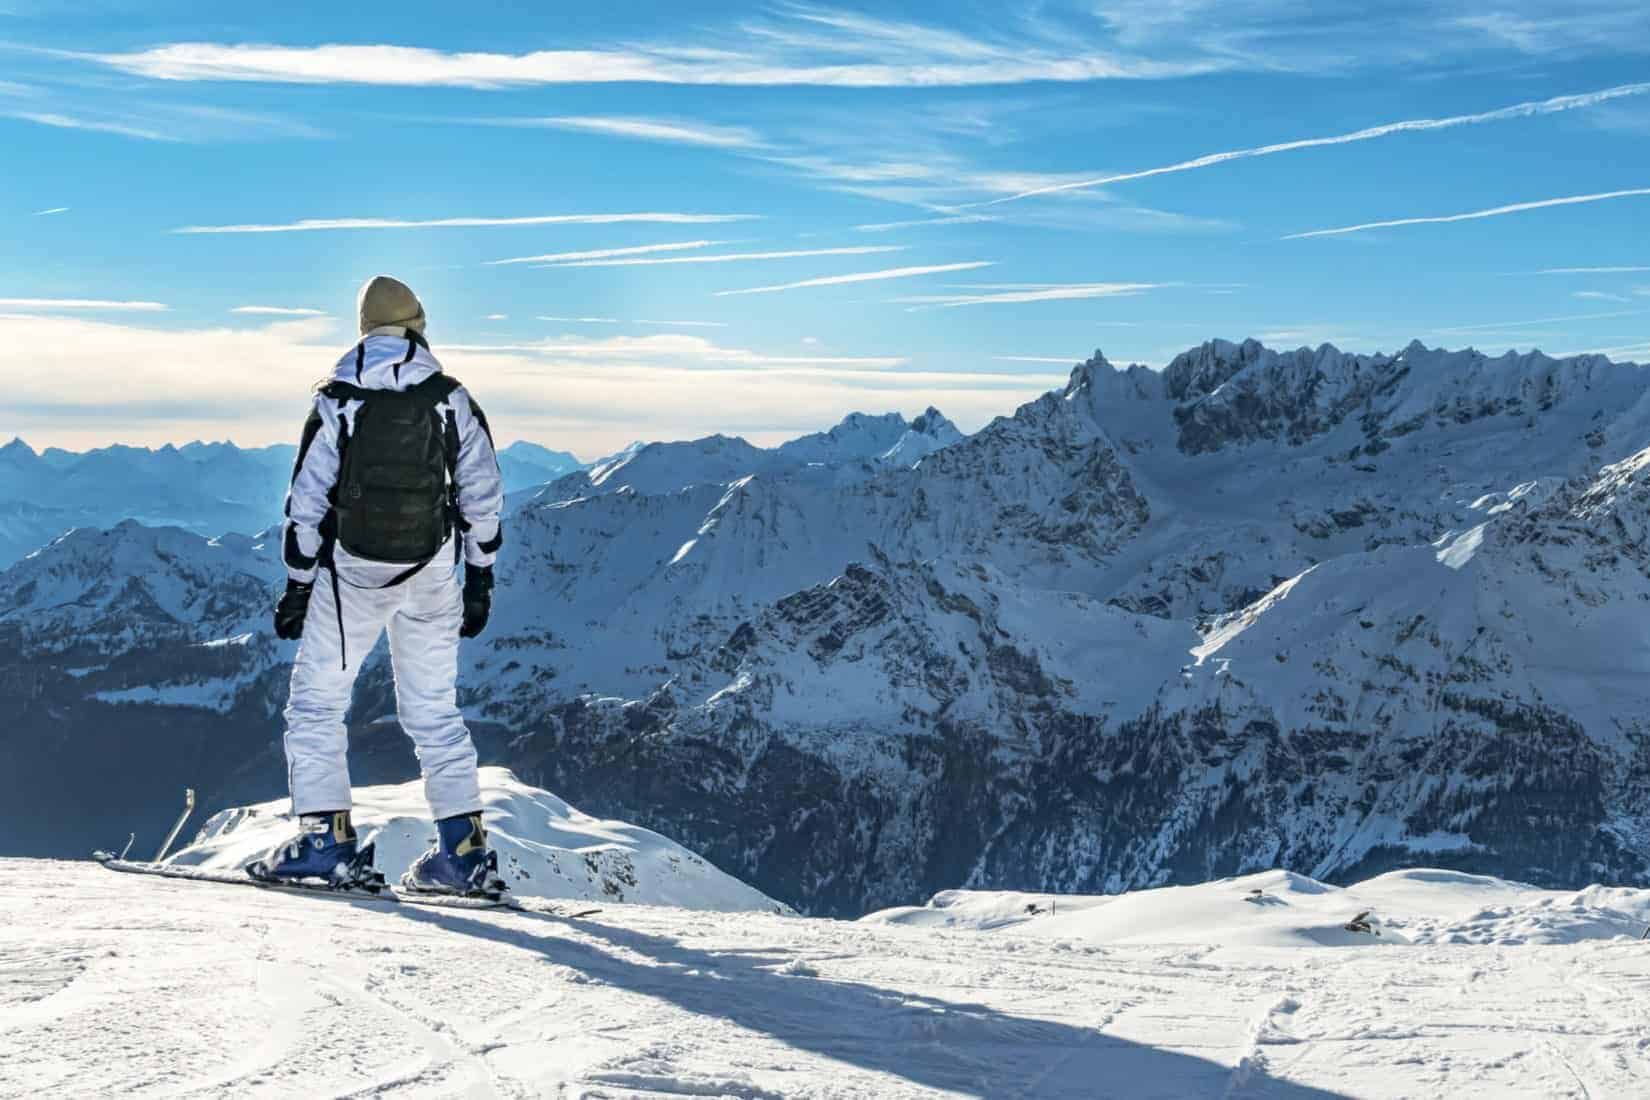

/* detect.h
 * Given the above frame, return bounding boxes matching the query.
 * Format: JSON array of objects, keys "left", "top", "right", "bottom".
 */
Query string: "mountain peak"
[{"left": 909, "top": 407, "right": 956, "bottom": 437}]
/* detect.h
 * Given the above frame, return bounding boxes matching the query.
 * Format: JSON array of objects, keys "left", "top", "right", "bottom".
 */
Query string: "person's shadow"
[{"left": 391, "top": 904, "right": 1350, "bottom": 1099}]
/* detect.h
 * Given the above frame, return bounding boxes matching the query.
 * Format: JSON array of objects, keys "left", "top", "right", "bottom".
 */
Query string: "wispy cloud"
[
  {"left": 855, "top": 214, "right": 999, "bottom": 232},
  {"left": 173, "top": 212, "right": 759, "bottom": 234},
  {"left": 6, "top": 110, "right": 177, "bottom": 142},
  {"left": 31, "top": 206, "right": 69, "bottom": 216},
  {"left": 81, "top": 12, "right": 1220, "bottom": 90},
  {"left": 1284, "top": 188, "right": 1650, "bottom": 240},
  {"left": 486, "top": 314, "right": 508, "bottom": 321},
  {"left": 443, "top": 332, "right": 906, "bottom": 369},
  {"left": 1562, "top": 340, "right": 1650, "bottom": 360},
  {"left": 992, "top": 355, "right": 1081, "bottom": 363},
  {"left": 537, "top": 316, "right": 729, "bottom": 328},
  {"left": 895, "top": 282, "right": 1163, "bottom": 309},
  {"left": 636, "top": 319, "right": 729, "bottom": 328},
  {"left": 486, "top": 240, "right": 725, "bottom": 266},
  {"left": 715, "top": 261, "right": 993, "bottom": 296},
  {"left": 230, "top": 305, "right": 326, "bottom": 316},
  {"left": 0, "top": 297, "right": 168, "bottom": 312},
  {"left": 1431, "top": 307, "right": 1650, "bottom": 335},
  {"left": 553, "top": 245, "right": 904, "bottom": 268},
  {"left": 490, "top": 115, "right": 762, "bottom": 148},
  {"left": 779, "top": 151, "right": 1231, "bottom": 230},
  {"left": 985, "top": 81, "right": 1650, "bottom": 205},
  {"left": 5, "top": 103, "right": 328, "bottom": 143},
  {"left": 1455, "top": 9, "right": 1650, "bottom": 57},
  {"left": 1520, "top": 265, "right": 1650, "bottom": 275},
  {"left": 1572, "top": 290, "right": 1630, "bottom": 302}
]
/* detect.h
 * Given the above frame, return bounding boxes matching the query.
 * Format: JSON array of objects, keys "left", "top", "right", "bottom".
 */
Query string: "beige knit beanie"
[{"left": 357, "top": 275, "right": 426, "bottom": 335}]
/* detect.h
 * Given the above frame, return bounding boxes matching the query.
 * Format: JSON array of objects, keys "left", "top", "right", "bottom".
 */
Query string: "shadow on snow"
[{"left": 392, "top": 904, "right": 1351, "bottom": 1100}]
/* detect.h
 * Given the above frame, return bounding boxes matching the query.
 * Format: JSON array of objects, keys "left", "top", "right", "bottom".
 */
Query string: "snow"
[
  {"left": 1434, "top": 522, "right": 1487, "bottom": 570},
  {"left": 168, "top": 768, "right": 787, "bottom": 914},
  {"left": 4, "top": 860, "right": 1649, "bottom": 1098},
  {"left": 864, "top": 867, "right": 1650, "bottom": 949}
]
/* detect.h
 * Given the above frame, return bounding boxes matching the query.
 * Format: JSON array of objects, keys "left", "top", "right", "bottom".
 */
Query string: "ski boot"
[
  {"left": 400, "top": 812, "right": 506, "bottom": 900},
  {"left": 246, "top": 811, "right": 385, "bottom": 892}
]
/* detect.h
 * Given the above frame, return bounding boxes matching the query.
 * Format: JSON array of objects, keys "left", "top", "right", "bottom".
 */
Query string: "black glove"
[
  {"left": 460, "top": 565, "right": 493, "bottom": 639},
  {"left": 274, "top": 579, "right": 313, "bottom": 640}
]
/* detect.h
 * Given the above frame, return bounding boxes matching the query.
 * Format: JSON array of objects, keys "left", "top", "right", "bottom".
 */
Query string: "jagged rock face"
[
  {"left": 1158, "top": 339, "right": 1647, "bottom": 459},
  {"left": 9, "top": 339, "right": 1650, "bottom": 915}
]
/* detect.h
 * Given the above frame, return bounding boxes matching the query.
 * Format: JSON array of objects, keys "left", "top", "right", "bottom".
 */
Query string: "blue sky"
[{"left": 3, "top": 1, "right": 1648, "bottom": 456}]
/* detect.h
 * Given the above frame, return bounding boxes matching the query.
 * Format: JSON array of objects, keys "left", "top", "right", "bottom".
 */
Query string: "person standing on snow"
[{"left": 250, "top": 276, "right": 506, "bottom": 898}]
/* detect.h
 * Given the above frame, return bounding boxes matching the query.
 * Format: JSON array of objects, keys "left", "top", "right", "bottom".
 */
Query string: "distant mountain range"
[
  {"left": 5, "top": 338, "right": 1650, "bottom": 916},
  {"left": 0, "top": 436, "right": 585, "bottom": 568}
]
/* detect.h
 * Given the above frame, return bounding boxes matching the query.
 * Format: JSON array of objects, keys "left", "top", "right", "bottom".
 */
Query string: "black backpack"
[{"left": 321, "top": 373, "right": 462, "bottom": 567}]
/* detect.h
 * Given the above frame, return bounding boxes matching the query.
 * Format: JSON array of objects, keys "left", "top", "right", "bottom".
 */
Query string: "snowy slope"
[
  {"left": 171, "top": 767, "right": 786, "bottom": 913},
  {"left": 864, "top": 867, "right": 1650, "bottom": 948},
  {"left": 5, "top": 858, "right": 1650, "bottom": 1099}
]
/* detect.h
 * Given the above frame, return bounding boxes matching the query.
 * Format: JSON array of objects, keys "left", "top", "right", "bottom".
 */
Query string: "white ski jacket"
[{"left": 281, "top": 327, "right": 503, "bottom": 586}]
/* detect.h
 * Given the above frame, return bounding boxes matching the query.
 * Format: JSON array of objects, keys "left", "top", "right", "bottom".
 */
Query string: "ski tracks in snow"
[{"left": 4, "top": 859, "right": 1650, "bottom": 1098}]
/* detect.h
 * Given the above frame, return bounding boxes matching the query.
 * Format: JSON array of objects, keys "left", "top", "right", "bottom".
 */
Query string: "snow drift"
[
  {"left": 863, "top": 867, "right": 1650, "bottom": 948},
  {"left": 168, "top": 767, "right": 787, "bottom": 913}
]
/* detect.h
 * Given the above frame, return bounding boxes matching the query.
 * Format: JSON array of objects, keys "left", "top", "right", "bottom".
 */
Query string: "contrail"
[
  {"left": 1283, "top": 188, "right": 1650, "bottom": 240},
  {"left": 986, "top": 82, "right": 1650, "bottom": 205},
  {"left": 716, "top": 262, "right": 992, "bottom": 296}
]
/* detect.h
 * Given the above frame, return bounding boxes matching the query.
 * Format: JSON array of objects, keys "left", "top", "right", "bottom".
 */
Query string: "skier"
[{"left": 249, "top": 275, "right": 506, "bottom": 897}]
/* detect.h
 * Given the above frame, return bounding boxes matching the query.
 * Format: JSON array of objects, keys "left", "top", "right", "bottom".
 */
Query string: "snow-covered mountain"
[
  {"left": 494, "top": 440, "right": 585, "bottom": 493},
  {"left": 0, "top": 438, "right": 293, "bottom": 568},
  {"left": 0, "top": 437, "right": 589, "bottom": 568},
  {"left": 576, "top": 408, "right": 963, "bottom": 502},
  {"left": 172, "top": 767, "right": 787, "bottom": 912},
  {"left": 8, "top": 338, "right": 1650, "bottom": 916}
]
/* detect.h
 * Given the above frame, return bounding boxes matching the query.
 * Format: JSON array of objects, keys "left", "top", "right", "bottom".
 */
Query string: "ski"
[
  {"left": 395, "top": 889, "right": 601, "bottom": 918},
  {"left": 92, "top": 852, "right": 601, "bottom": 918},
  {"left": 516, "top": 898, "right": 603, "bottom": 920},
  {"left": 392, "top": 886, "right": 511, "bottom": 910},
  {"left": 93, "top": 852, "right": 400, "bottom": 905}
]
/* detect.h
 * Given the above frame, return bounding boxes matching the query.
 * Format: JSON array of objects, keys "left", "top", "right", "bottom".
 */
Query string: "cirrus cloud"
[
  {"left": 1284, "top": 187, "right": 1650, "bottom": 239},
  {"left": 0, "top": 297, "right": 168, "bottom": 312},
  {"left": 716, "top": 261, "right": 993, "bottom": 296},
  {"left": 173, "top": 212, "right": 760, "bottom": 234}
]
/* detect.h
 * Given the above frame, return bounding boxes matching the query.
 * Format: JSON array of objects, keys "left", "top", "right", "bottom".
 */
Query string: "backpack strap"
[
  {"left": 428, "top": 378, "right": 466, "bottom": 564},
  {"left": 320, "top": 380, "right": 372, "bottom": 403}
]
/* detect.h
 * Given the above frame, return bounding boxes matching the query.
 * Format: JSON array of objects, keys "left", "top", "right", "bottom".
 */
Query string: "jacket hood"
[{"left": 330, "top": 328, "right": 443, "bottom": 391}]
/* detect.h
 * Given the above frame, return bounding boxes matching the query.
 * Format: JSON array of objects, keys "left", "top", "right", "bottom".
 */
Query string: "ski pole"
[{"left": 154, "top": 788, "right": 196, "bottom": 862}]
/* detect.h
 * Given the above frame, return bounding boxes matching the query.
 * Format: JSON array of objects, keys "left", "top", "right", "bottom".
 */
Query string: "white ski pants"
[{"left": 283, "top": 549, "right": 482, "bottom": 821}]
